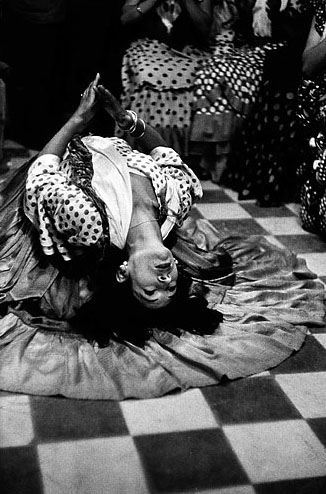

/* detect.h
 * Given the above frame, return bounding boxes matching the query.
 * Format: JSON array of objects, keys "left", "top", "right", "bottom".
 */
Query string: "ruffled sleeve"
[
  {"left": 120, "top": 140, "right": 202, "bottom": 237},
  {"left": 24, "top": 154, "right": 103, "bottom": 261}
]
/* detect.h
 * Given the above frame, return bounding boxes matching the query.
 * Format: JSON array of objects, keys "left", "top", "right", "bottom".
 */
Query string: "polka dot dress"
[
  {"left": 24, "top": 139, "right": 202, "bottom": 260},
  {"left": 219, "top": 0, "right": 308, "bottom": 206},
  {"left": 110, "top": 138, "right": 202, "bottom": 227},
  {"left": 118, "top": 38, "right": 210, "bottom": 156},
  {"left": 297, "top": 0, "right": 326, "bottom": 237},
  {"left": 24, "top": 154, "right": 103, "bottom": 261},
  {"left": 190, "top": 34, "right": 278, "bottom": 159}
]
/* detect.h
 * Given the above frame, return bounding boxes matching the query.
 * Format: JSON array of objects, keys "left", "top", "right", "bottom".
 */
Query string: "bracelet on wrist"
[
  {"left": 130, "top": 118, "right": 146, "bottom": 139},
  {"left": 117, "top": 110, "right": 137, "bottom": 132}
]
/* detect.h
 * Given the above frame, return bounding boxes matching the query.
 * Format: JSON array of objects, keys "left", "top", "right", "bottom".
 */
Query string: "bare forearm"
[
  {"left": 96, "top": 84, "right": 168, "bottom": 152},
  {"left": 134, "top": 122, "right": 167, "bottom": 153},
  {"left": 112, "top": 106, "right": 168, "bottom": 152},
  {"left": 121, "top": 0, "right": 160, "bottom": 25},
  {"left": 39, "top": 74, "right": 99, "bottom": 158},
  {"left": 39, "top": 116, "right": 85, "bottom": 158}
]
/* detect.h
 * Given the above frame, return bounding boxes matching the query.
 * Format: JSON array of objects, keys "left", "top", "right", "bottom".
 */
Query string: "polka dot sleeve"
[
  {"left": 24, "top": 154, "right": 103, "bottom": 260},
  {"left": 122, "top": 142, "right": 202, "bottom": 227}
]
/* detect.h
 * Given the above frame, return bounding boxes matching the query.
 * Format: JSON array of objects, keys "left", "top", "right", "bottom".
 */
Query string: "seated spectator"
[
  {"left": 296, "top": 0, "right": 326, "bottom": 237},
  {"left": 190, "top": 0, "right": 310, "bottom": 191},
  {"left": 117, "top": 0, "right": 214, "bottom": 157},
  {"left": 190, "top": 0, "right": 263, "bottom": 182},
  {"left": 221, "top": 0, "right": 311, "bottom": 205}
]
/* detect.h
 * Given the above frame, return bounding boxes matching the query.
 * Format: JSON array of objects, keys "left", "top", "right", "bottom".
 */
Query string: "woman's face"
[{"left": 127, "top": 247, "right": 178, "bottom": 309}]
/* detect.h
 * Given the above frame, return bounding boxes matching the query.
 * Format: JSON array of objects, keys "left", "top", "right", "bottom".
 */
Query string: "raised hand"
[
  {"left": 95, "top": 85, "right": 135, "bottom": 131},
  {"left": 73, "top": 73, "right": 100, "bottom": 127}
]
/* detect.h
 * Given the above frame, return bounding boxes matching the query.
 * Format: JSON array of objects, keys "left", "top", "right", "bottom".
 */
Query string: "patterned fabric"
[
  {"left": 0, "top": 207, "right": 324, "bottom": 400},
  {"left": 297, "top": 0, "right": 326, "bottom": 236},
  {"left": 117, "top": 0, "right": 212, "bottom": 156},
  {"left": 310, "top": 0, "right": 326, "bottom": 35},
  {"left": 24, "top": 155, "right": 103, "bottom": 260},
  {"left": 224, "top": 77, "right": 303, "bottom": 205},
  {"left": 189, "top": 0, "right": 291, "bottom": 180},
  {"left": 118, "top": 38, "right": 209, "bottom": 156},
  {"left": 190, "top": 40, "right": 279, "bottom": 152},
  {"left": 24, "top": 137, "right": 202, "bottom": 260},
  {"left": 219, "top": 0, "right": 308, "bottom": 204}
]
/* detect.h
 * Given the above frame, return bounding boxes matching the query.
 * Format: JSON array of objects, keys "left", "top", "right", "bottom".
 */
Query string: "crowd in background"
[{"left": 1, "top": 0, "right": 326, "bottom": 237}]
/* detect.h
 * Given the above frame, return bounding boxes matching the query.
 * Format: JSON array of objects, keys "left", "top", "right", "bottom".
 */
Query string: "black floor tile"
[
  {"left": 0, "top": 446, "right": 43, "bottom": 494},
  {"left": 270, "top": 336, "right": 326, "bottom": 374},
  {"left": 255, "top": 476, "right": 326, "bottom": 494},
  {"left": 275, "top": 234, "right": 326, "bottom": 254},
  {"left": 211, "top": 218, "right": 269, "bottom": 236},
  {"left": 307, "top": 418, "right": 326, "bottom": 449},
  {"left": 201, "top": 189, "right": 234, "bottom": 203},
  {"left": 30, "top": 396, "right": 128, "bottom": 442},
  {"left": 241, "top": 203, "right": 296, "bottom": 218},
  {"left": 202, "top": 377, "right": 301, "bottom": 424},
  {"left": 135, "top": 429, "right": 248, "bottom": 493}
]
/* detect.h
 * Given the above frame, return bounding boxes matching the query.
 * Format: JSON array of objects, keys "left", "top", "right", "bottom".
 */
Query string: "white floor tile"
[
  {"left": 0, "top": 395, "right": 34, "bottom": 447},
  {"left": 286, "top": 203, "right": 300, "bottom": 215},
  {"left": 263, "top": 235, "right": 286, "bottom": 249},
  {"left": 275, "top": 372, "right": 326, "bottom": 418},
  {"left": 196, "top": 203, "right": 252, "bottom": 220},
  {"left": 255, "top": 216, "right": 309, "bottom": 235},
  {"left": 200, "top": 180, "right": 220, "bottom": 191},
  {"left": 224, "top": 420, "right": 326, "bottom": 483},
  {"left": 38, "top": 437, "right": 149, "bottom": 494},
  {"left": 222, "top": 188, "right": 240, "bottom": 201},
  {"left": 297, "top": 253, "right": 326, "bottom": 277},
  {"left": 120, "top": 389, "right": 218, "bottom": 435},
  {"left": 315, "top": 334, "right": 326, "bottom": 349}
]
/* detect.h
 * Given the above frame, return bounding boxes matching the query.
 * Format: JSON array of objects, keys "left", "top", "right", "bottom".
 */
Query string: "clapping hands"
[
  {"left": 73, "top": 74, "right": 134, "bottom": 131},
  {"left": 95, "top": 84, "right": 135, "bottom": 130}
]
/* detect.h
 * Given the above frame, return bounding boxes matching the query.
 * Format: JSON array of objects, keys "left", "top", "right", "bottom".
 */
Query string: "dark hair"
[{"left": 72, "top": 263, "right": 223, "bottom": 348}]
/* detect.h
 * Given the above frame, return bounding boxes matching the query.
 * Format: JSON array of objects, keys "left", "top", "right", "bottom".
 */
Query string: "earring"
[{"left": 123, "top": 261, "right": 128, "bottom": 267}]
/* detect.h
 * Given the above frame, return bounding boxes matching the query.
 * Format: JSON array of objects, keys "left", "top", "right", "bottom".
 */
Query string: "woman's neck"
[
  {"left": 127, "top": 172, "right": 163, "bottom": 252},
  {"left": 127, "top": 213, "right": 163, "bottom": 254}
]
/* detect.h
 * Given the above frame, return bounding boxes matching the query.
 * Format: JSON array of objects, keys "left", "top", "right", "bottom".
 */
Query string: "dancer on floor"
[{"left": 0, "top": 74, "right": 324, "bottom": 400}]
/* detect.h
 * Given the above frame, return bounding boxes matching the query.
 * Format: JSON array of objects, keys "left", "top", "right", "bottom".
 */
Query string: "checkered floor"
[{"left": 1, "top": 147, "right": 326, "bottom": 494}]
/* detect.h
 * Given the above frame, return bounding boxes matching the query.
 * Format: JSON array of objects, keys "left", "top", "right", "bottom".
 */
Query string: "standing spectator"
[
  {"left": 223, "top": 0, "right": 311, "bottom": 206},
  {"left": 118, "top": 0, "right": 213, "bottom": 157}
]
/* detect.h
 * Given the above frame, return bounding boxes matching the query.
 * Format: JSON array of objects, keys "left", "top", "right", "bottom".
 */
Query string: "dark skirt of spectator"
[
  {"left": 223, "top": 59, "right": 304, "bottom": 206},
  {"left": 189, "top": 0, "right": 311, "bottom": 205},
  {"left": 117, "top": 38, "right": 210, "bottom": 157}
]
